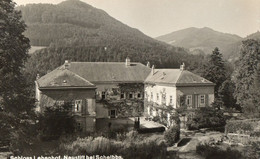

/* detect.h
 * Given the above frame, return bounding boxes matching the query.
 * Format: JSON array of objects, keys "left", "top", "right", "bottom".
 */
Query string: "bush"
[
  {"left": 164, "top": 124, "right": 180, "bottom": 146},
  {"left": 60, "top": 136, "right": 167, "bottom": 159},
  {"left": 187, "top": 107, "right": 226, "bottom": 130},
  {"left": 196, "top": 143, "right": 243, "bottom": 159},
  {"left": 116, "top": 130, "right": 139, "bottom": 141},
  {"left": 137, "top": 127, "right": 165, "bottom": 134},
  {"left": 38, "top": 104, "right": 76, "bottom": 141},
  {"left": 152, "top": 116, "right": 160, "bottom": 122},
  {"left": 225, "top": 120, "right": 255, "bottom": 135}
]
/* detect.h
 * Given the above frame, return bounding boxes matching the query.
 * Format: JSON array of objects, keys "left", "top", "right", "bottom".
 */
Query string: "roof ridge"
[
  {"left": 175, "top": 70, "right": 184, "bottom": 84},
  {"left": 65, "top": 69, "right": 95, "bottom": 86},
  {"left": 70, "top": 61, "right": 142, "bottom": 64}
]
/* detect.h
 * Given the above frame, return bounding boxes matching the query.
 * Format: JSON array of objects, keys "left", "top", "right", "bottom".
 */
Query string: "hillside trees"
[{"left": 233, "top": 39, "right": 260, "bottom": 117}]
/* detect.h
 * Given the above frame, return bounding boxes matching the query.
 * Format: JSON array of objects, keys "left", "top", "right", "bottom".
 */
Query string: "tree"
[
  {"left": 38, "top": 104, "right": 76, "bottom": 141},
  {"left": 201, "top": 48, "right": 226, "bottom": 99},
  {"left": 164, "top": 124, "right": 180, "bottom": 146},
  {"left": 218, "top": 79, "right": 241, "bottom": 111},
  {"left": 186, "top": 107, "right": 226, "bottom": 130},
  {"left": 233, "top": 39, "right": 260, "bottom": 117},
  {"left": 0, "top": 0, "right": 33, "bottom": 115}
]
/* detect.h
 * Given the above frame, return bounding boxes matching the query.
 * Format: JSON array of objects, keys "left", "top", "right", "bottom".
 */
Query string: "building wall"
[
  {"left": 144, "top": 84, "right": 177, "bottom": 108},
  {"left": 176, "top": 86, "right": 215, "bottom": 107},
  {"left": 95, "top": 82, "right": 144, "bottom": 118},
  {"left": 96, "top": 103, "right": 109, "bottom": 118},
  {"left": 144, "top": 83, "right": 215, "bottom": 127},
  {"left": 38, "top": 88, "right": 96, "bottom": 132}
]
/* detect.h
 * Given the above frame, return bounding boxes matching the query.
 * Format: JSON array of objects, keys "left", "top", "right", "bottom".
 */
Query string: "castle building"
[{"left": 35, "top": 59, "right": 214, "bottom": 132}]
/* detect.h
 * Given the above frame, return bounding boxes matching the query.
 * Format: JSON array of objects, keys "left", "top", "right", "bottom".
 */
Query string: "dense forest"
[{"left": 17, "top": 0, "right": 204, "bottom": 83}]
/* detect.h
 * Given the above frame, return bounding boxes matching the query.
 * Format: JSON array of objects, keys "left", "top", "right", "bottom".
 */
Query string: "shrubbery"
[
  {"left": 37, "top": 104, "right": 76, "bottom": 141},
  {"left": 164, "top": 124, "right": 180, "bottom": 146},
  {"left": 60, "top": 134, "right": 167, "bottom": 159},
  {"left": 196, "top": 143, "right": 243, "bottom": 159},
  {"left": 186, "top": 107, "right": 226, "bottom": 130},
  {"left": 225, "top": 119, "right": 256, "bottom": 135}
]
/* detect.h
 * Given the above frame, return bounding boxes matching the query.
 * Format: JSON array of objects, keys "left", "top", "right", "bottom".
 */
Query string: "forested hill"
[
  {"left": 156, "top": 27, "right": 242, "bottom": 58},
  {"left": 17, "top": 0, "right": 202, "bottom": 81},
  {"left": 18, "top": 0, "right": 157, "bottom": 47}
]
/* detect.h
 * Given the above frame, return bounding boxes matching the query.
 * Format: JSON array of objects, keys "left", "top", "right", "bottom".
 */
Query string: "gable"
[{"left": 37, "top": 68, "right": 95, "bottom": 89}]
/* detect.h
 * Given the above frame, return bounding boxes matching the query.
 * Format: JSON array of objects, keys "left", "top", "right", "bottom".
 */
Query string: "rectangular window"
[
  {"left": 157, "top": 93, "right": 159, "bottom": 101},
  {"left": 102, "top": 92, "right": 106, "bottom": 99},
  {"left": 151, "top": 92, "right": 153, "bottom": 101},
  {"left": 77, "top": 122, "right": 82, "bottom": 131},
  {"left": 186, "top": 95, "right": 192, "bottom": 107},
  {"left": 137, "top": 93, "right": 141, "bottom": 98},
  {"left": 109, "top": 109, "right": 117, "bottom": 118},
  {"left": 121, "top": 93, "right": 125, "bottom": 99},
  {"left": 162, "top": 94, "right": 166, "bottom": 104},
  {"left": 200, "top": 95, "right": 205, "bottom": 106},
  {"left": 129, "top": 92, "right": 133, "bottom": 99},
  {"left": 169, "top": 96, "right": 173, "bottom": 105},
  {"left": 75, "top": 100, "right": 82, "bottom": 112},
  {"left": 145, "top": 91, "right": 147, "bottom": 98}
]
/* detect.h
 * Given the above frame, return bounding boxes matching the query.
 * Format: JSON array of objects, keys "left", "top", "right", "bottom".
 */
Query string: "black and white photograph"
[{"left": 0, "top": 0, "right": 259, "bottom": 158}]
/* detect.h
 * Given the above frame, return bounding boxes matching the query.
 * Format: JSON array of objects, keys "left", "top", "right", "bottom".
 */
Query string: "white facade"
[{"left": 145, "top": 84, "right": 177, "bottom": 108}]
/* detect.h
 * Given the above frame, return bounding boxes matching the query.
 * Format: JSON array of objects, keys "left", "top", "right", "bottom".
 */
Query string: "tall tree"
[
  {"left": 0, "top": 0, "right": 33, "bottom": 115},
  {"left": 218, "top": 79, "right": 240, "bottom": 111},
  {"left": 201, "top": 47, "right": 226, "bottom": 100},
  {"left": 233, "top": 39, "right": 260, "bottom": 117}
]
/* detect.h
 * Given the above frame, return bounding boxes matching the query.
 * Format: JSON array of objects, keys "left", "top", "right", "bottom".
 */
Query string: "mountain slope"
[
  {"left": 18, "top": 0, "right": 156, "bottom": 47},
  {"left": 17, "top": 0, "right": 203, "bottom": 81},
  {"left": 156, "top": 27, "right": 242, "bottom": 57},
  {"left": 224, "top": 31, "right": 260, "bottom": 60}
]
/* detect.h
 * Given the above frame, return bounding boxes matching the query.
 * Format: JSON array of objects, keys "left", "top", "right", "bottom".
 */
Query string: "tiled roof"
[
  {"left": 65, "top": 62, "right": 151, "bottom": 83},
  {"left": 37, "top": 68, "right": 95, "bottom": 89},
  {"left": 145, "top": 69, "right": 214, "bottom": 86},
  {"left": 37, "top": 62, "right": 151, "bottom": 88}
]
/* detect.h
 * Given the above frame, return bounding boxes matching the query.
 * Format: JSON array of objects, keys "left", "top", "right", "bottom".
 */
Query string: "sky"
[{"left": 14, "top": 0, "right": 260, "bottom": 38}]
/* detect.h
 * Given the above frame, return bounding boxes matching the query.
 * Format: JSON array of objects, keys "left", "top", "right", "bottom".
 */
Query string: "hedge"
[
  {"left": 60, "top": 136, "right": 167, "bottom": 159},
  {"left": 137, "top": 127, "right": 165, "bottom": 134},
  {"left": 225, "top": 120, "right": 256, "bottom": 135}
]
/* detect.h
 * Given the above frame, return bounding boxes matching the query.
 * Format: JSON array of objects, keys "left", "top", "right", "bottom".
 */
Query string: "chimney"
[
  {"left": 125, "top": 57, "right": 130, "bottom": 66},
  {"left": 64, "top": 60, "right": 70, "bottom": 69},
  {"left": 151, "top": 65, "right": 155, "bottom": 75},
  {"left": 180, "top": 62, "right": 185, "bottom": 71},
  {"left": 146, "top": 61, "right": 150, "bottom": 68},
  {"left": 36, "top": 74, "right": 40, "bottom": 80}
]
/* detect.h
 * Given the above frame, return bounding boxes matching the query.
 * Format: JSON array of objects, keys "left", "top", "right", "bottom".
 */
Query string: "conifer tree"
[
  {"left": 233, "top": 39, "right": 260, "bottom": 116},
  {"left": 0, "top": 0, "right": 33, "bottom": 115},
  {"left": 202, "top": 47, "right": 226, "bottom": 100}
]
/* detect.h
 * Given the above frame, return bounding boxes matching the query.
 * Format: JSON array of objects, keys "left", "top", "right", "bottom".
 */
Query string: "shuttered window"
[
  {"left": 199, "top": 95, "right": 205, "bottom": 107},
  {"left": 186, "top": 95, "right": 192, "bottom": 107},
  {"left": 75, "top": 100, "right": 82, "bottom": 112}
]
